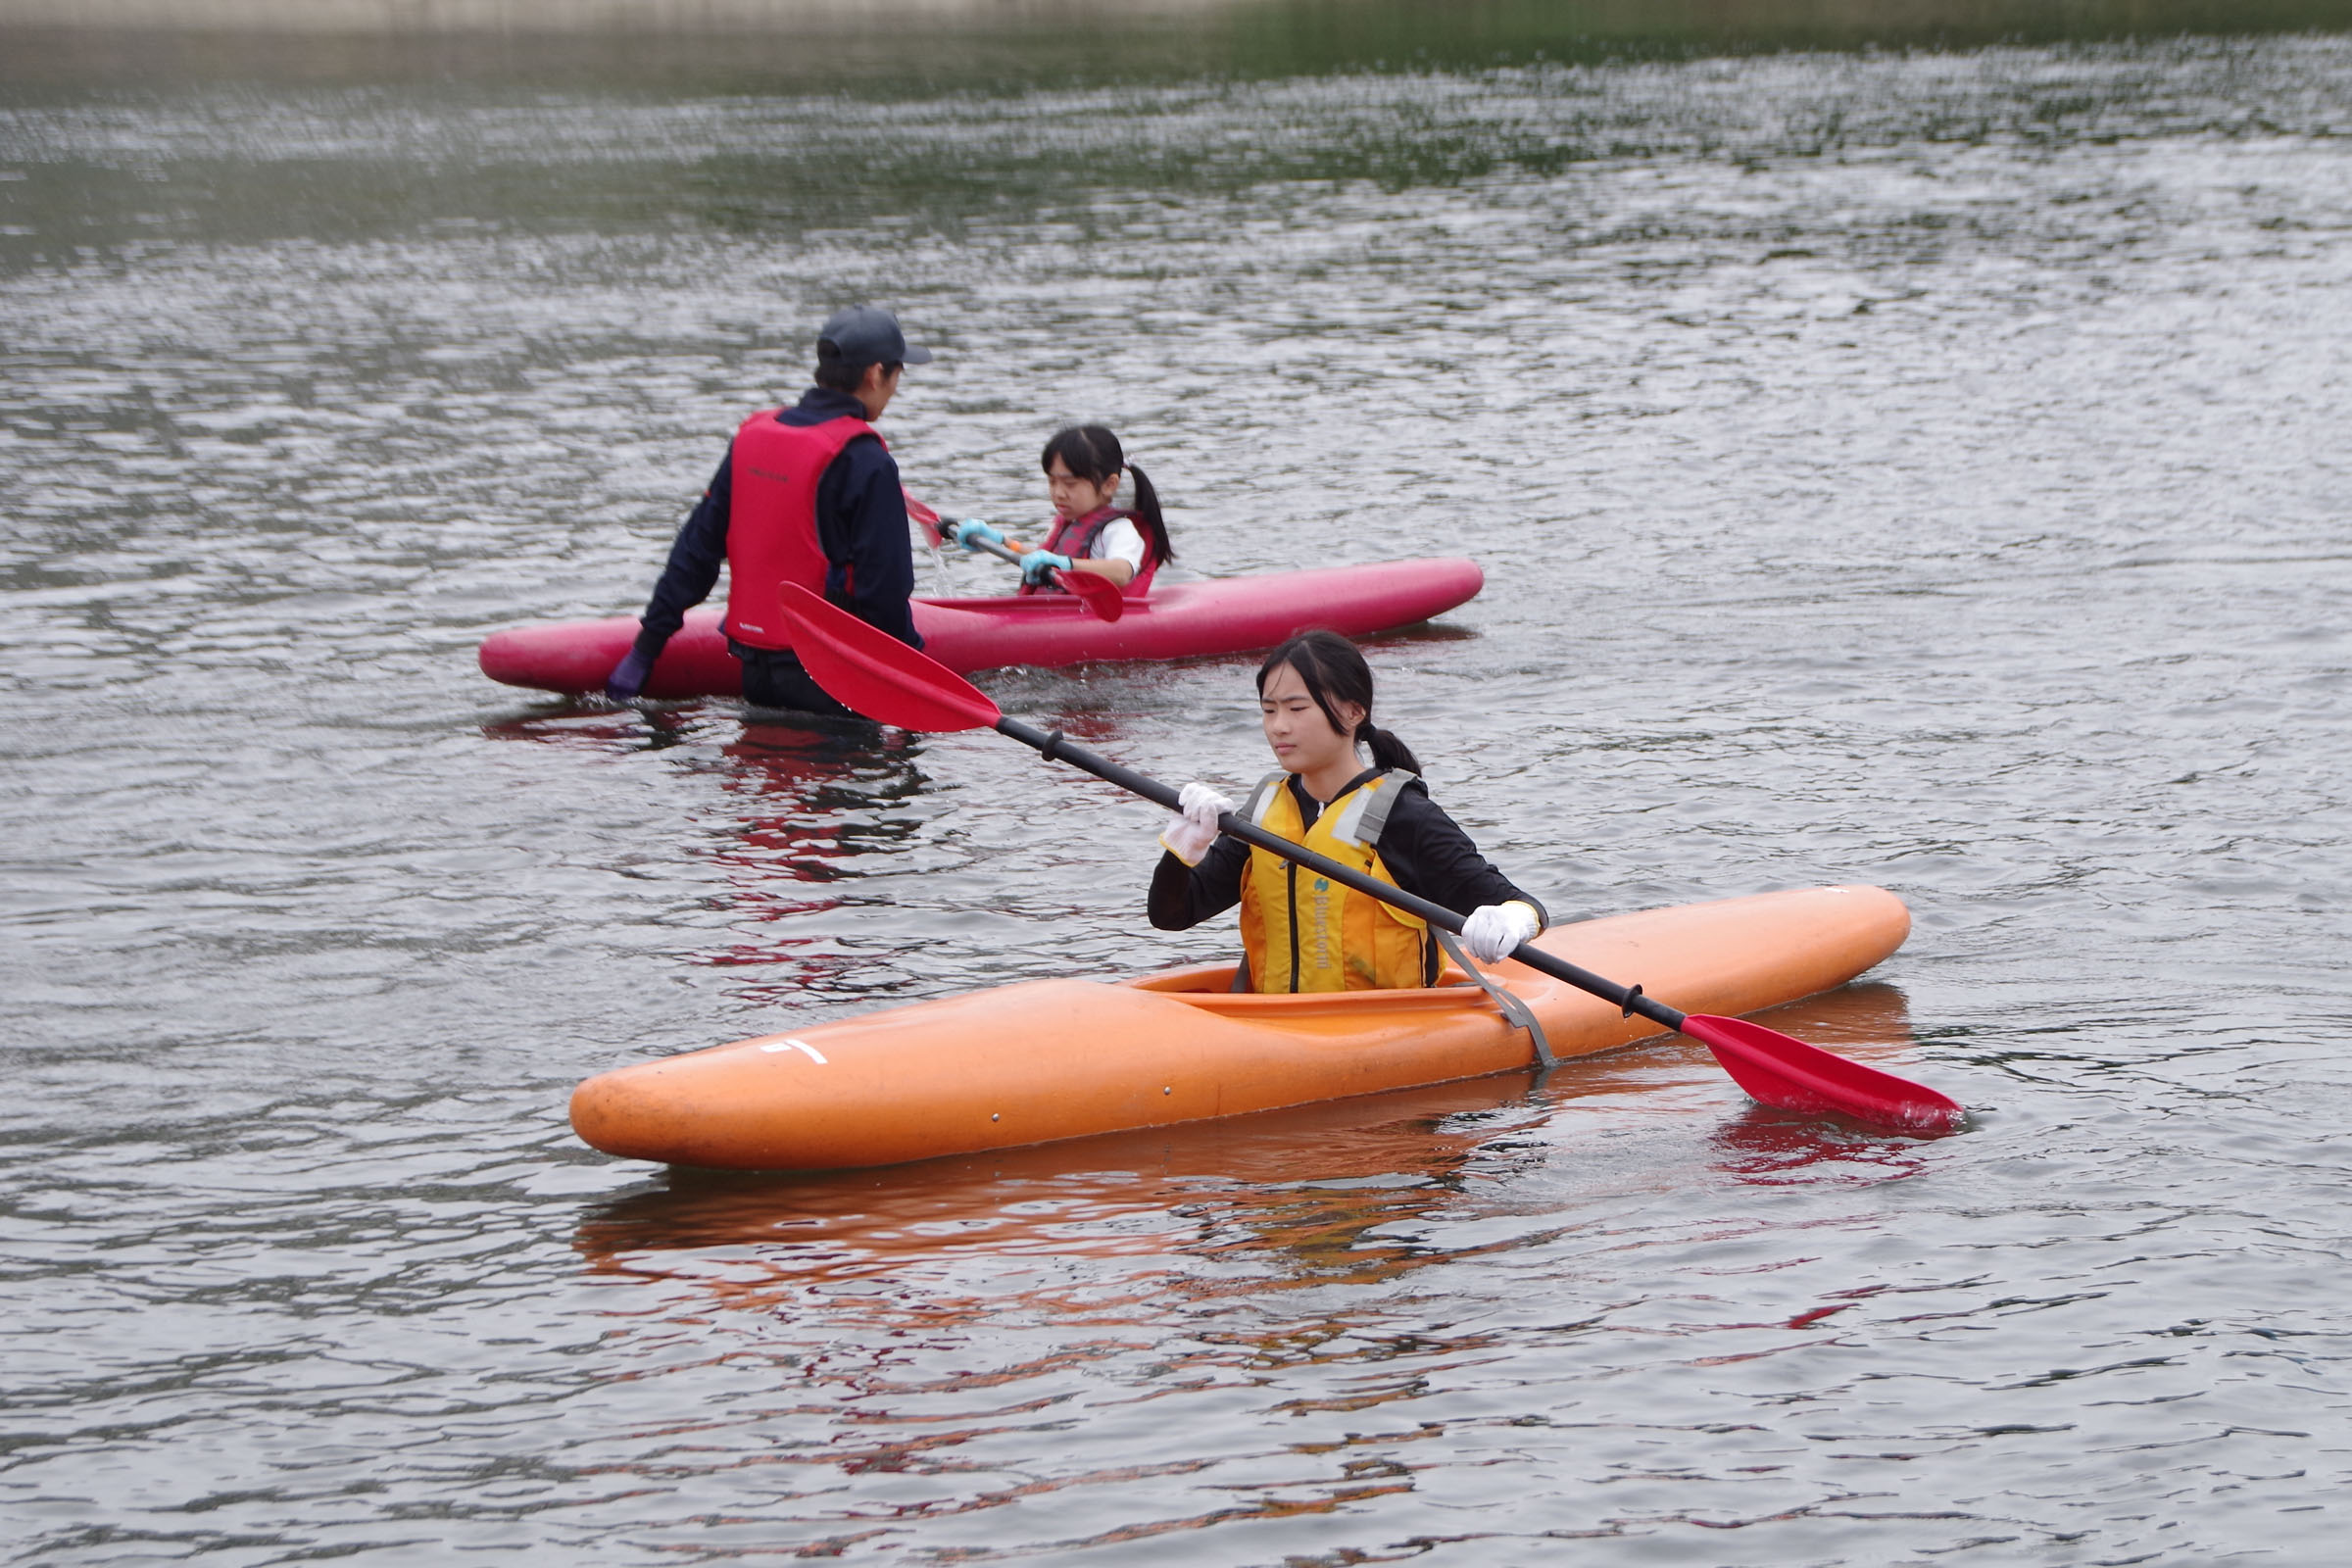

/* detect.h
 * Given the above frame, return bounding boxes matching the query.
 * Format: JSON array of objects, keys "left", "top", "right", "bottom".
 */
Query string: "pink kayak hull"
[{"left": 478, "top": 558, "right": 1484, "bottom": 698}]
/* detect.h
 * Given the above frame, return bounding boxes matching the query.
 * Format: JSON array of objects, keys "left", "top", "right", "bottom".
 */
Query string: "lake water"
[{"left": 5, "top": 11, "right": 2351, "bottom": 1563}]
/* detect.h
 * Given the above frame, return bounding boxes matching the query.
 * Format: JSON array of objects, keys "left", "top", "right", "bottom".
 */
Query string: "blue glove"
[
  {"left": 605, "top": 647, "right": 654, "bottom": 703},
  {"left": 1020, "top": 550, "right": 1075, "bottom": 585},
  {"left": 948, "top": 518, "right": 1004, "bottom": 551}
]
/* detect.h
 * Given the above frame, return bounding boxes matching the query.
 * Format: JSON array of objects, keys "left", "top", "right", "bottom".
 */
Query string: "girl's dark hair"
[
  {"left": 1041, "top": 424, "right": 1174, "bottom": 564},
  {"left": 1255, "top": 629, "right": 1420, "bottom": 775}
]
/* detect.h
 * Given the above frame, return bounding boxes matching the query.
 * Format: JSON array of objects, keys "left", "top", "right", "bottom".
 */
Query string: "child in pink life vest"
[{"left": 946, "top": 425, "right": 1175, "bottom": 596}]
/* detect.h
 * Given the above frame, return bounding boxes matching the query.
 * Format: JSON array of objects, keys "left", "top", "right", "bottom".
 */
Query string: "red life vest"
[
  {"left": 720, "top": 410, "right": 881, "bottom": 649},
  {"left": 1018, "top": 506, "right": 1160, "bottom": 597}
]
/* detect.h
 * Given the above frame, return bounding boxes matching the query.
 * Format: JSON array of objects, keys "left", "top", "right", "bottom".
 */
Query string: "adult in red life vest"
[
  {"left": 604, "top": 307, "right": 932, "bottom": 716},
  {"left": 942, "top": 425, "right": 1173, "bottom": 595}
]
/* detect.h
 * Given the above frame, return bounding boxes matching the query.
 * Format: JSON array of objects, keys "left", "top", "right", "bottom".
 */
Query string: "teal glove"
[
  {"left": 948, "top": 518, "right": 1004, "bottom": 550},
  {"left": 1020, "top": 549, "right": 1075, "bottom": 585}
]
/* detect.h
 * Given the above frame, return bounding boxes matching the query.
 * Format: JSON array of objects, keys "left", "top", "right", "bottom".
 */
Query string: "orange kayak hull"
[{"left": 569, "top": 885, "right": 1912, "bottom": 1170}]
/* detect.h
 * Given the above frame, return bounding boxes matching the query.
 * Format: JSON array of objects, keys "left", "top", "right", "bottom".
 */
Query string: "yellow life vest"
[{"left": 1234, "top": 769, "right": 1432, "bottom": 993}]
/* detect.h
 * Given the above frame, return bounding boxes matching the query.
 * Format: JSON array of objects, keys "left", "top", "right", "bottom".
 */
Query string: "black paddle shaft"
[{"left": 994, "top": 716, "right": 1691, "bottom": 1035}]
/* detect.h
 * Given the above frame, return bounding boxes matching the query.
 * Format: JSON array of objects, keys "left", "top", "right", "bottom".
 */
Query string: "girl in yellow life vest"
[{"left": 1148, "top": 629, "right": 1546, "bottom": 993}]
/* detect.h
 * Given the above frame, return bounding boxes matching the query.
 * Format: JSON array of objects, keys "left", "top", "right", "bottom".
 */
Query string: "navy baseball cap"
[{"left": 815, "top": 306, "right": 933, "bottom": 368}]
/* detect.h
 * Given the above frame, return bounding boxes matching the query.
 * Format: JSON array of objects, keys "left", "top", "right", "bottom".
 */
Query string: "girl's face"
[
  {"left": 1047, "top": 456, "right": 1121, "bottom": 520},
  {"left": 1259, "top": 662, "right": 1363, "bottom": 778}
]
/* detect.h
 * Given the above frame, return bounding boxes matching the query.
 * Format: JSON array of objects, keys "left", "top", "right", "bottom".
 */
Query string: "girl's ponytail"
[
  {"left": 1360, "top": 721, "right": 1421, "bottom": 776},
  {"left": 1126, "top": 463, "right": 1174, "bottom": 564}
]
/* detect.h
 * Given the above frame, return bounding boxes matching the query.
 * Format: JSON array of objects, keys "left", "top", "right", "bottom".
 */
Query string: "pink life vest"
[
  {"left": 1018, "top": 506, "right": 1160, "bottom": 597},
  {"left": 719, "top": 411, "right": 881, "bottom": 649}
]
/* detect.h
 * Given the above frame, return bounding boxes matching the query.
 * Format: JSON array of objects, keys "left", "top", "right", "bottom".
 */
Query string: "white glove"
[
  {"left": 1157, "top": 781, "right": 1235, "bottom": 865},
  {"left": 1461, "top": 901, "right": 1541, "bottom": 963}
]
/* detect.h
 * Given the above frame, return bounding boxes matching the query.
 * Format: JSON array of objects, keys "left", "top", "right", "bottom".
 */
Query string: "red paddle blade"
[
  {"left": 771, "top": 582, "right": 1003, "bottom": 732},
  {"left": 1680, "top": 1014, "right": 1963, "bottom": 1135},
  {"left": 1054, "top": 568, "right": 1127, "bottom": 622},
  {"left": 902, "top": 488, "right": 945, "bottom": 546}
]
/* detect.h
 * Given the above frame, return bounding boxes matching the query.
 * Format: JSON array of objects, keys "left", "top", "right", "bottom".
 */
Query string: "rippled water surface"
[{"left": 6, "top": 26, "right": 2352, "bottom": 1565}]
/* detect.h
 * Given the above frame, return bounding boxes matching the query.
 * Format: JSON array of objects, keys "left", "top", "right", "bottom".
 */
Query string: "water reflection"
[
  {"left": 695, "top": 723, "right": 931, "bottom": 997},
  {"left": 573, "top": 1074, "right": 1555, "bottom": 1326},
  {"left": 1707, "top": 1104, "right": 1938, "bottom": 1182},
  {"left": 484, "top": 707, "right": 933, "bottom": 995},
  {"left": 480, "top": 701, "right": 707, "bottom": 754}
]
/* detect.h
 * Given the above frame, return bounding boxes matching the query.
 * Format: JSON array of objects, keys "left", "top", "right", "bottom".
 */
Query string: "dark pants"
[{"left": 736, "top": 647, "right": 857, "bottom": 720}]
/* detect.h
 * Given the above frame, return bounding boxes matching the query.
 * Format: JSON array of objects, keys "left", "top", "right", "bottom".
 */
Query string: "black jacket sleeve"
[
  {"left": 1373, "top": 786, "right": 1548, "bottom": 927},
  {"left": 1149, "top": 833, "right": 1250, "bottom": 930},
  {"left": 814, "top": 436, "right": 923, "bottom": 650},
  {"left": 627, "top": 451, "right": 732, "bottom": 662}
]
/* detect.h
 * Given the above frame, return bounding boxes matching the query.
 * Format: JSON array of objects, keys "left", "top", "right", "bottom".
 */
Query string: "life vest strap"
[
  {"left": 1240, "top": 770, "right": 1286, "bottom": 828},
  {"left": 1240, "top": 769, "right": 1418, "bottom": 846},
  {"left": 1432, "top": 927, "right": 1556, "bottom": 1069},
  {"left": 1333, "top": 769, "right": 1417, "bottom": 848}
]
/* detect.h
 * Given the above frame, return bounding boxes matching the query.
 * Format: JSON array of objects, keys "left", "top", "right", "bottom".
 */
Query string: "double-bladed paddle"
[
  {"left": 771, "top": 580, "right": 1964, "bottom": 1135},
  {"left": 902, "top": 490, "right": 1126, "bottom": 622}
]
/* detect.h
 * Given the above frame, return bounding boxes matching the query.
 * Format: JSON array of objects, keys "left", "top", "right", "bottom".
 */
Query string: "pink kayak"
[{"left": 478, "top": 558, "right": 1484, "bottom": 698}]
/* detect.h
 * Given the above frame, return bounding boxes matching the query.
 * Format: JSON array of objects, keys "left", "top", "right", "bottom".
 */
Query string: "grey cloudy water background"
[{"left": 5, "top": 3, "right": 2352, "bottom": 1561}]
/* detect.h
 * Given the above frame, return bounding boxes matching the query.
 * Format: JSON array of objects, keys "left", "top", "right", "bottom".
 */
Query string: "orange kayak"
[{"left": 569, "top": 884, "right": 1912, "bottom": 1171}]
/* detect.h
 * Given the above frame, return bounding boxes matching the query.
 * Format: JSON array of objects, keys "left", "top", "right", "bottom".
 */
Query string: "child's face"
[
  {"left": 1047, "top": 457, "right": 1120, "bottom": 520},
  {"left": 1259, "top": 661, "right": 1361, "bottom": 780}
]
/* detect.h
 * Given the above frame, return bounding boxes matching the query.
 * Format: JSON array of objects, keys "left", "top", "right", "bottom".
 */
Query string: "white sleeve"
[{"left": 1092, "top": 518, "right": 1148, "bottom": 571}]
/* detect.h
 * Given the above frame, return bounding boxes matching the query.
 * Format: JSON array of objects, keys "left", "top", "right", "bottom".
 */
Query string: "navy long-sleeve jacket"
[{"left": 626, "top": 386, "right": 922, "bottom": 662}]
